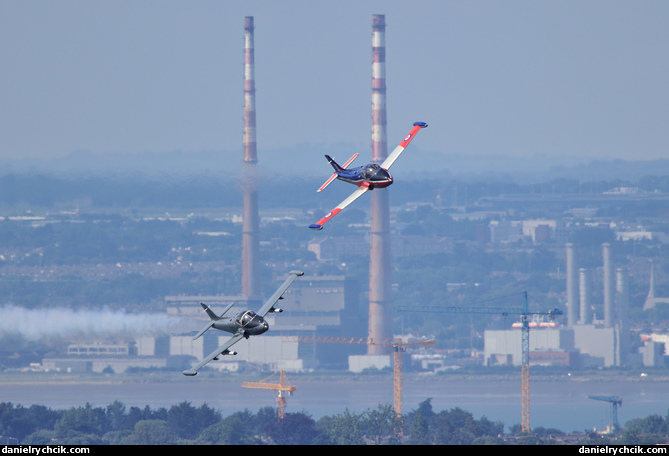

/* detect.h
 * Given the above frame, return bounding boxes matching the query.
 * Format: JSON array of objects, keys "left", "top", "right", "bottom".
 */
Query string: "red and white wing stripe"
[
  {"left": 309, "top": 186, "right": 370, "bottom": 230},
  {"left": 380, "top": 122, "right": 428, "bottom": 170}
]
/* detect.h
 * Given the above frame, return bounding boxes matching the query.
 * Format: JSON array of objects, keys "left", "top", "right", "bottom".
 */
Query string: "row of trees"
[
  {"left": 3, "top": 398, "right": 669, "bottom": 445},
  {"left": 0, "top": 399, "right": 500, "bottom": 445}
]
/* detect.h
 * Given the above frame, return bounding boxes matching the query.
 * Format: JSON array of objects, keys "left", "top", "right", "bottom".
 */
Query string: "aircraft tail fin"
[
  {"left": 325, "top": 155, "right": 344, "bottom": 172},
  {"left": 318, "top": 153, "right": 358, "bottom": 192},
  {"left": 200, "top": 302, "right": 220, "bottom": 320},
  {"left": 200, "top": 301, "right": 235, "bottom": 321},
  {"left": 192, "top": 302, "right": 236, "bottom": 340}
]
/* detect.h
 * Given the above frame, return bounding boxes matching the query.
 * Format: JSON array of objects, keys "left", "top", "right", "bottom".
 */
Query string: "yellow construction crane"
[
  {"left": 241, "top": 369, "right": 296, "bottom": 419},
  {"left": 283, "top": 336, "right": 435, "bottom": 422}
]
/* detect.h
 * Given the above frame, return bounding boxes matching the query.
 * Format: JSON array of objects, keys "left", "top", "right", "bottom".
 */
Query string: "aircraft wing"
[
  {"left": 309, "top": 185, "right": 370, "bottom": 230},
  {"left": 183, "top": 332, "right": 245, "bottom": 376},
  {"left": 380, "top": 121, "right": 428, "bottom": 170},
  {"left": 257, "top": 270, "right": 304, "bottom": 317}
]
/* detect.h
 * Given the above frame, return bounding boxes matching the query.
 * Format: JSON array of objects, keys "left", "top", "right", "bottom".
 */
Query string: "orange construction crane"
[
  {"left": 283, "top": 336, "right": 434, "bottom": 422},
  {"left": 241, "top": 369, "right": 296, "bottom": 419}
]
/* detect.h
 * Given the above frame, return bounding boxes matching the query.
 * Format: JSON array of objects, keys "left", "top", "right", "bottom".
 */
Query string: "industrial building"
[
  {"left": 483, "top": 242, "right": 664, "bottom": 368},
  {"left": 488, "top": 219, "right": 566, "bottom": 245}
]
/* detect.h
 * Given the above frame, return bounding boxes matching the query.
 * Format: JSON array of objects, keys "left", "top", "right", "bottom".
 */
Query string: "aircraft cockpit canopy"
[
  {"left": 235, "top": 310, "right": 264, "bottom": 327},
  {"left": 361, "top": 164, "right": 391, "bottom": 182}
]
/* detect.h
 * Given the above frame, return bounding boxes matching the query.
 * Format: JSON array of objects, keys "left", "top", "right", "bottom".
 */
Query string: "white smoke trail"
[{"left": 0, "top": 304, "right": 186, "bottom": 342}]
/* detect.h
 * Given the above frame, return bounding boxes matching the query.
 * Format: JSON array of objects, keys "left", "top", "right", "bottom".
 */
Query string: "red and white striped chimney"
[
  {"left": 371, "top": 14, "right": 387, "bottom": 163},
  {"left": 242, "top": 16, "right": 260, "bottom": 300},
  {"left": 243, "top": 16, "right": 257, "bottom": 164},
  {"left": 368, "top": 14, "right": 392, "bottom": 354}
]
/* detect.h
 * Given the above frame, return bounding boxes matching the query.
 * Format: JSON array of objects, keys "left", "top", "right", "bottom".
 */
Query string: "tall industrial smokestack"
[
  {"left": 565, "top": 243, "right": 579, "bottom": 327},
  {"left": 368, "top": 14, "right": 392, "bottom": 354},
  {"left": 242, "top": 16, "right": 260, "bottom": 301},
  {"left": 602, "top": 243, "right": 615, "bottom": 328},
  {"left": 371, "top": 14, "right": 387, "bottom": 161},
  {"left": 616, "top": 267, "right": 630, "bottom": 364},
  {"left": 243, "top": 17, "right": 257, "bottom": 165},
  {"left": 579, "top": 268, "right": 592, "bottom": 324}
]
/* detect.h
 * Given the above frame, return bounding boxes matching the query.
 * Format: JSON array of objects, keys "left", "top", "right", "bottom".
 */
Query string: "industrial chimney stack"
[
  {"left": 579, "top": 268, "right": 592, "bottom": 325},
  {"left": 565, "top": 243, "right": 579, "bottom": 327},
  {"left": 563, "top": 242, "right": 633, "bottom": 366},
  {"left": 368, "top": 14, "right": 393, "bottom": 354},
  {"left": 243, "top": 16, "right": 257, "bottom": 165},
  {"left": 616, "top": 267, "right": 630, "bottom": 364},
  {"left": 602, "top": 243, "right": 615, "bottom": 328},
  {"left": 242, "top": 16, "right": 261, "bottom": 301}
]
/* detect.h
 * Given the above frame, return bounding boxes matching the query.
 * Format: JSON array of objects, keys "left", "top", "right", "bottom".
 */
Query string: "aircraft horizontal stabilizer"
[
  {"left": 192, "top": 321, "right": 215, "bottom": 340},
  {"left": 317, "top": 153, "right": 359, "bottom": 192},
  {"left": 317, "top": 173, "right": 337, "bottom": 193}
]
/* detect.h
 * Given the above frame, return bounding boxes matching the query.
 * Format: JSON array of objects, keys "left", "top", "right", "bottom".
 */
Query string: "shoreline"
[
  {"left": 2, "top": 370, "right": 668, "bottom": 431},
  {"left": 2, "top": 369, "right": 668, "bottom": 385}
]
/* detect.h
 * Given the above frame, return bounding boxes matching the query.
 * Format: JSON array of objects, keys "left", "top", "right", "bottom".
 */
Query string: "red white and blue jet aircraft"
[{"left": 309, "top": 121, "right": 428, "bottom": 230}]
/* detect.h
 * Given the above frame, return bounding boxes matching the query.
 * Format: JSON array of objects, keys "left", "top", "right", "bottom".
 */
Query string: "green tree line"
[
  {"left": 2, "top": 398, "right": 669, "bottom": 445},
  {"left": 0, "top": 399, "right": 498, "bottom": 445}
]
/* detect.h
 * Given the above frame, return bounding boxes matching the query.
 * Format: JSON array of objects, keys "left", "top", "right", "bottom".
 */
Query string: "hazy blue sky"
[{"left": 1, "top": 1, "right": 668, "bottom": 165}]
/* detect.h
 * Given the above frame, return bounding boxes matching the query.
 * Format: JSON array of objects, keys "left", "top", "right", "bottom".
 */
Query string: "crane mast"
[
  {"left": 521, "top": 293, "right": 530, "bottom": 434},
  {"left": 241, "top": 370, "right": 296, "bottom": 419},
  {"left": 283, "top": 335, "right": 434, "bottom": 435},
  {"left": 398, "top": 291, "right": 562, "bottom": 434}
]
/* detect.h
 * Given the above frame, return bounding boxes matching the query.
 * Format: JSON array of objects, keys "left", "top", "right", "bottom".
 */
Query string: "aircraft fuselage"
[
  {"left": 214, "top": 310, "right": 269, "bottom": 338},
  {"left": 336, "top": 163, "right": 393, "bottom": 189}
]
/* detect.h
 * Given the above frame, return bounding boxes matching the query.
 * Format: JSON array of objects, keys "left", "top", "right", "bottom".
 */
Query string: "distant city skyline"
[{"left": 1, "top": 1, "right": 668, "bottom": 166}]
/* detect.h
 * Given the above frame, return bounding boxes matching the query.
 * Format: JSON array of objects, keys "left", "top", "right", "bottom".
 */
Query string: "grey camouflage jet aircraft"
[{"left": 183, "top": 270, "right": 304, "bottom": 376}]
